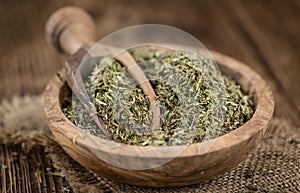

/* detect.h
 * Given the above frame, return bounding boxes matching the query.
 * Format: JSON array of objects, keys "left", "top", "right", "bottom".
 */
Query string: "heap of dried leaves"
[{"left": 63, "top": 49, "right": 254, "bottom": 146}]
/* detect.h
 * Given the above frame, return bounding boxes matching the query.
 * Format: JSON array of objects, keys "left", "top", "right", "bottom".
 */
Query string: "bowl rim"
[{"left": 44, "top": 48, "right": 274, "bottom": 159}]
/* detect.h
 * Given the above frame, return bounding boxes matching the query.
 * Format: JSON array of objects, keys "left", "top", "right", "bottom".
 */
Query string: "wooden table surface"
[{"left": 0, "top": 0, "right": 299, "bottom": 192}]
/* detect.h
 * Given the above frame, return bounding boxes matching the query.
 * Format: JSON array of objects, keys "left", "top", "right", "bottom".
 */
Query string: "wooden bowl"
[{"left": 44, "top": 45, "right": 274, "bottom": 186}]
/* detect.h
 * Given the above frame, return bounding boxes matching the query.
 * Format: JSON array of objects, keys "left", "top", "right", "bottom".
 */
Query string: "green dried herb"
[{"left": 62, "top": 49, "right": 254, "bottom": 146}]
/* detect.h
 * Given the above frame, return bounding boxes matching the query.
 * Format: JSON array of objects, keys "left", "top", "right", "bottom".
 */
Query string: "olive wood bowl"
[
  {"left": 44, "top": 50, "right": 274, "bottom": 187},
  {"left": 44, "top": 7, "right": 274, "bottom": 187}
]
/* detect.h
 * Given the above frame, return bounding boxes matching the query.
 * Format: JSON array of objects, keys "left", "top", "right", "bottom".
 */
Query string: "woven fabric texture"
[{"left": 0, "top": 95, "right": 299, "bottom": 193}]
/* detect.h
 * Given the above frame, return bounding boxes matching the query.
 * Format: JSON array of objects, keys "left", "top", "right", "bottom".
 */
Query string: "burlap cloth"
[{"left": 0, "top": 95, "right": 299, "bottom": 193}]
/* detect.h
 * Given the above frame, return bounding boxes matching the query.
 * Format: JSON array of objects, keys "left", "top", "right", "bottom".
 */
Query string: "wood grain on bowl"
[{"left": 44, "top": 47, "right": 274, "bottom": 186}]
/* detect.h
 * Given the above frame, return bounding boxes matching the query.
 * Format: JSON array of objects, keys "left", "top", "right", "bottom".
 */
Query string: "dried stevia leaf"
[{"left": 63, "top": 49, "right": 254, "bottom": 146}]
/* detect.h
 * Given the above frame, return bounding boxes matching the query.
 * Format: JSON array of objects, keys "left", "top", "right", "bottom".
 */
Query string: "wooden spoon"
[{"left": 45, "top": 6, "right": 160, "bottom": 140}]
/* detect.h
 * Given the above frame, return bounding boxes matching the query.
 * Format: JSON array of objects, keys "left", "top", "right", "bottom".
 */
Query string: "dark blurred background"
[{"left": 0, "top": 0, "right": 299, "bottom": 126}]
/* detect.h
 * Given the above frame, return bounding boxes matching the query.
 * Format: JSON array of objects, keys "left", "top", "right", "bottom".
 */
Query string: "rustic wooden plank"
[
  {"left": 261, "top": 0, "right": 300, "bottom": 110},
  {"left": 189, "top": 1, "right": 286, "bottom": 120},
  {"left": 12, "top": 145, "right": 22, "bottom": 193},
  {"left": 0, "top": 144, "right": 65, "bottom": 193},
  {"left": 225, "top": 0, "right": 300, "bottom": 126},
  {"left": 20, "top": 152, "right": 32, "bottom": 193},
  {"left": 0, "top": 0, "right": 65, "bottom": 100},
  {"left": 41, "top": 148, "right": 62, "bottom": 193},
  {"left": 10, "top": 145, "right": 18, "bottom": 193},
  {"left": 4, "top": 145, "right": 14, "bottom": 193},
  {"left": 188, "top": 0, "right": 300, "bottom": 126},
  {"left": 30, "top": 148, "right": 43, "bottom": 192},
  {"left": 0, "top": 145, "right": 7, "bottom": 192},
  {"left": 37, "top": 150, "right": 49, "bottom": 193},
  {"left": 294, "top": 0, "right": 300, "bottom": 10}
]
